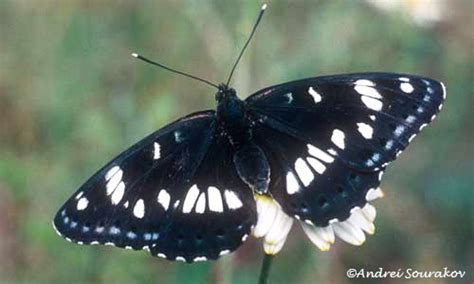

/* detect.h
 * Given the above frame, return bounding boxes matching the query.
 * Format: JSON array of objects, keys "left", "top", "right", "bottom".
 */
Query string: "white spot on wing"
[
  {"left": 405, "top": 115, "right": 416, "bottom": 124},
  {"left": 105, "top": 166, "right": 120, "bottom": 181},
  {"left": 399, "top": 77, "right": 410, "bottom": 82},
  {"left": 441, "top": 81, "right": 447, "bottom": 99},
  {"left": 224, "top": 190, "right": 243, "bottom": 210},
  {"left": 331, "top": 129, "right": 345, "bottom": 149},
  {"left": 173, "top": 200, "right": 180, "bottom": 209},
  {"left": 357, "top": 122, "right": 373, "bottom": 139},
  {"left": 308, "top": 87, "right": 322, "bottom": 103},
  {"left": 182, "top": 185, "right": 200, "bottom": 213},
  {"left": 109, "top": 226, "right": 120, "bottom": 235},
  {"left": 286, "top": 172, "right": 300, "bottom": 195},
  {"left": 174, "top": 131, "right": 183, "bottom": 143},
  {"left": 76, "top": 197, "right": 89, "bottom": 210},
  {"left": 157, "top": 189, "right": 171, "bottom": 210},
  {"left": 394, "top": 125, "right": 405, "bottom": 136},
  {"left": 195, "top": 192, "right": 206, "bottom": 214},
  {"left": 285, "top": 93, "right": 293, "bottom": 103},
  {"left": 307, "top": 144, "right": 335, "bottom": 163},
  {"left": 75, "top": 191, "right": 84, "bottom": 200},
  {"left": 153, "top": 142, "right": 161, "bottom": 160},
  {"left": 219, "top": 249, "right": 231, "bottom": 256},
  {"left": 361, "top": 96, "right": 383, "bottom": 111},
  {"left": 133, "top": 199, "right": 145, "bottom": 219},
  {"left": 111, "top": 182, "right": 125, "bottom": 205},
  {"left": 306, "top": 157, "right": 327, "bottom": 174},
  {"left": 193, "top": 256, "right": 207, "bottom": 262},
  {"left": 355, "top": 79, "right": 375, "bottom": 86},
  {"left": 208, "top": 186, "right": 224, "bottom": 212},
  {"left": 294, "top": 158, "right": 314, "bottom": 186},
  {"left": 106, "top": 167, "right": 123, "bottom": 195},
  {"left": 400, "top": 82, "right": 414, "bottom": 93},
  {"left": 354, "top": 85, "right": 382, "bottom": 99}
]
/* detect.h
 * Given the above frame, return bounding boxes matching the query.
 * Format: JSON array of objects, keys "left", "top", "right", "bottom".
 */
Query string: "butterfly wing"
[
  {"left": 53, "top": 111, "right": 256, "bottom": 262},
  {"left": 246, "top": 73, "right": 445, "bottom": 227}
]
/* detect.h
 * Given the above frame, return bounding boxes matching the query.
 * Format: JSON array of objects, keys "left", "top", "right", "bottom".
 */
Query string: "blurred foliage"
[{"left": 0, "top": 0, "right": 473, "bottom": 283}]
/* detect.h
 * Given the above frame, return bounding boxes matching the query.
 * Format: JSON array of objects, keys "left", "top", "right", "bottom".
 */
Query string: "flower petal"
[
  {"left": 262, "top": 206, "right": 293, "bottom": 255},
  {"left": 253, "top": 195, "right": 279, "bottom": 238},
  {"left": 348, "top": 208, "right": 375, "bottom": 235},
  {"left": 365, "top": 187, "right": 384, "bottom": 201},
  {"left": 361, "top": 203, "right": 377, "bottom": 222},
  {"left": 332, "top": 220, "right": 366, "bottom": 246},
  {"left": 301, "top": 223, "right": 332, "bottom": 251},
  {"left": 263, "top": 238, "right": 286, "bottom": 255}
]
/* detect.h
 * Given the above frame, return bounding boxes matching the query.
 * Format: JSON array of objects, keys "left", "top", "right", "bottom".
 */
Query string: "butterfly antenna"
[
  {"left": 131, "top": 53, "right": 219, "bottom": 89},
  {"left": 225, "top": 3, "right": 267, "bottom": 87}
]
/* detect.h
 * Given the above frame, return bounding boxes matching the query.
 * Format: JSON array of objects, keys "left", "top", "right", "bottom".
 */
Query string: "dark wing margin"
[
  {"left": 246, "top": 73, "right": 445, "bottom": 227},
  {"left": 53, "top": 110, "right": 256, "bottom": 262}
]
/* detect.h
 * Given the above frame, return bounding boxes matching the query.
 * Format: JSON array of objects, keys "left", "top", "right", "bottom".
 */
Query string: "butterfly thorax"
[{"left": 216, "top": 84, "right": 251, "bottom": 147}]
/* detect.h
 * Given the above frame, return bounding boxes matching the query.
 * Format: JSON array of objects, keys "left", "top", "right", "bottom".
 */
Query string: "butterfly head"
[{"left": 216, "top": 83, "right": 237, "bottom": 102}]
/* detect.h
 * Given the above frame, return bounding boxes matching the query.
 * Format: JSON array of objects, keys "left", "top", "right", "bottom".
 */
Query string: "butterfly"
[{"left": 53, "top": 4, "right": 446, "bottom": 263}]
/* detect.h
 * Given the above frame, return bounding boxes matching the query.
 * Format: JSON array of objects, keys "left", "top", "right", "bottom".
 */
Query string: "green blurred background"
[{"left": 0, "top": 0, "right": 473, "bottom": 283}]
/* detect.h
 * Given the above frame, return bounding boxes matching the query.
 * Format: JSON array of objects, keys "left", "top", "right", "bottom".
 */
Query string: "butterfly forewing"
[
  {"left": 246, "top": 73, "right": 445, "bottom": 225},
  {"left": 53, "top": 111, "right": 256, "bottom": 262},
  {"left": 247, "top": 73, "right": 445, "bottom": 170}
]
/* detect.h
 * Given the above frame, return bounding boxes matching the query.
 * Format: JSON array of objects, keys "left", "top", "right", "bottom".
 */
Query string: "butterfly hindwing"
[
  {"left": 246, "top": 73, "right": 445, "bottom": 225},
  {"left": 53, "top": 111, "right": 256, "bottom": 262},
  {"left": 252, "top": 122, "right": 382, "bottom": 226}
]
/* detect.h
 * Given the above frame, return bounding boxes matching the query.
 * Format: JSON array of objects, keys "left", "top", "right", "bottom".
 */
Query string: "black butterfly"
[{"left": 53, "top": 4, "right": 446, "bottom": 263}]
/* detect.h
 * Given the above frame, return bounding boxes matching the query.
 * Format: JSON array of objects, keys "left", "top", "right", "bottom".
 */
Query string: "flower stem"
[{"left": 257, "top": 253, "right": 274, "bottom": 284}]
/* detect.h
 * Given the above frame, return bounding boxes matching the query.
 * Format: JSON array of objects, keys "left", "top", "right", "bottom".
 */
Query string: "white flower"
[{"left": 252, "top": 187, "right": 384, "bottom": 254}]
